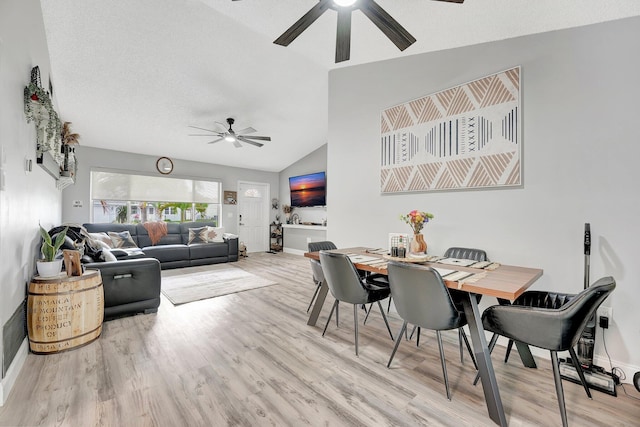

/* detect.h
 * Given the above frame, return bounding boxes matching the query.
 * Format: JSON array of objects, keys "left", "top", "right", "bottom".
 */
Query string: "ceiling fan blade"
[
  {"left": 188, "top": 125, "right": 218, "bottom": 133},
  {"left": 335, "top": 8, "right": 352, "bottom": 63},
  {"left": 432, "top": 0, "right": 464, "bottom": 3},
  {"left": 238, "top": 136, "right": 264, "bottom": 147},
  {"left": 274, "top": 0, "right": 332, "bottom": 46},
  {"left": 235, "top": 126, "right": 256, "bottom": 135},
  {"left": 239, "top": 135, "right": 271, "bottom": 141},
  {"left": 189, "top": 134, "right": 224, "bottom": 137},
  {"left": 215, "top": 121, "right": 230, "bottom": 132},
  {"left": 232, "top": 139, "right": 242, "bottom": 148},
  {"left": 207, "top": 138, "right": 224, "bottom": 144},
  {"left": 360, "top": 0, "right": 416, "bottom": 51}
]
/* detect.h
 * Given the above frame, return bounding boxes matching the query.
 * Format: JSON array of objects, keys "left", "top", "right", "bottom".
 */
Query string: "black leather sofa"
[
  {"left": 83, "top": 221, "right": 239, "bottom": 269},
  {"left": 84, "top": 258, "right": 162, "bottom": 319}
]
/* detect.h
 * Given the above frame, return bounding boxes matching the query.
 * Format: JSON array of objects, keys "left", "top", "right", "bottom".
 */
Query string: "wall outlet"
[{"left": 597, "top": 306, "right": 612, "bottom": 323}]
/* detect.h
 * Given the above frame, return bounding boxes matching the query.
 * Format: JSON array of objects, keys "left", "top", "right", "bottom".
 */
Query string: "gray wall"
[
  {"left": 62, "top": 146, "right": 280, "bottom": 234},
  {"left": 279, "top": 144, "right": 327, "bottom": 226},
  {"left": 0, "top": 0, "right": 62, "bottom": 403},
  {"left": 328, "top": 17, "right": 640, "bottom": 375}
]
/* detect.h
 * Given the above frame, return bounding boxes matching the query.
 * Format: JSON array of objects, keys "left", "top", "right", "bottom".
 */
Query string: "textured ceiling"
[{"left": 40, "top": 0, "right": 640, "bottom": 172}]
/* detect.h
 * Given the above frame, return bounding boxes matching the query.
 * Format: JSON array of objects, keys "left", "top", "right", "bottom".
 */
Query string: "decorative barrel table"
[{"left": 27, "top": 269, "right": 104, "bottom": 354}]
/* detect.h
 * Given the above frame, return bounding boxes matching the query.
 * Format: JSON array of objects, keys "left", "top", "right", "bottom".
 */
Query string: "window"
[{"left": 91, "top": 170, "right": 221, "bottom": 225}]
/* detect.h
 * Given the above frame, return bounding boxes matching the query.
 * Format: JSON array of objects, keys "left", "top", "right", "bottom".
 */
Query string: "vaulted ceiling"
[{"left": 40, "top": 0, "right": 640, "bottom": 172}]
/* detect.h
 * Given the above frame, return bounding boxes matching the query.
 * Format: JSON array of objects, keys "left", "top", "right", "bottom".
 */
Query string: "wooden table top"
[{"left": 304, "top": 247, "right": 543, "bottom": 301}]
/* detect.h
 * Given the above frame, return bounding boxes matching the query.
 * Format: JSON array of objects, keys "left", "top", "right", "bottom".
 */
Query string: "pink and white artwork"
[{"left": 381, "top": 67, "right": 521, "bottom": 193}]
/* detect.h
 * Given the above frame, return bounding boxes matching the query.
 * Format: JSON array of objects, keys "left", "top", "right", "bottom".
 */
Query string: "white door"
[{"left": 238, "top": 181, "right": 270, "bottom": 253}]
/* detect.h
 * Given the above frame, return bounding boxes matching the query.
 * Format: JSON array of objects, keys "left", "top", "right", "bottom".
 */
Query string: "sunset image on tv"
[{"left": 289, "top": 172, "right": 326, "bottom": 207}]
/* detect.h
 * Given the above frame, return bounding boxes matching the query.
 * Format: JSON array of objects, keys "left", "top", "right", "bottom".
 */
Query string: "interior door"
[{"left": 237, "top": 181, "right": 270, "bottom": 253}]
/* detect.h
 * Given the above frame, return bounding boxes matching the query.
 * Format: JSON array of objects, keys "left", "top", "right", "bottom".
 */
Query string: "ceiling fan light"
[
  {"left": 334, "top": 0, "right": 357, "bottom": 7},
  {"left": 224, "top": 135, "right": 236, "bottom": 142}
]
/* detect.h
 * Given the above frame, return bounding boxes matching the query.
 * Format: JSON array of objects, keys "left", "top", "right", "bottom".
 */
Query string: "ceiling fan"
[
  {"left": 272, "top": 0, "right": 464, "bottom": 63},
  {"left": 189, "top": 118, "right": 271, "bottom": 148}
]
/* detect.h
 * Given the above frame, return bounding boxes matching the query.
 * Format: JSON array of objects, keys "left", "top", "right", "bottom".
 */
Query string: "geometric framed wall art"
[{"left": 381, "top": 66, "right": 521, "bottom": 193}]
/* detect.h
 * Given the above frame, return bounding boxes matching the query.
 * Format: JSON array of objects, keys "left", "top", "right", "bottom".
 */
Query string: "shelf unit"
[{"left": 270, "top": 223, "right": 283, "bottom": 252}]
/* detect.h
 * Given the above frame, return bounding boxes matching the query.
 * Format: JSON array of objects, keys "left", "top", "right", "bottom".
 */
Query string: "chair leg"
[
  {"left": 458, "top": 329, "right": 464, "bottom": 364},
  {"left": 336, "top": 300, "right": 339, "bottom": 327},
  {"left": 387, "top": 321, "right": 408, "bottom": 368},
  {"left": 504, "top": 339, "right": 515, "bottom": 363},
  {"left": 353, "top": 304, "right": 359, "bottom": 356},
  {"left": 550, "top": 350, "right": 569, "bottom": 427},
  {"left": 409, "top": 325, "right": 417, "bottom": 340},
  {"left": 473, "top": 332, "right": 499, "bottom": 386},
  {"left": 569, "top": 347, "right": 593, "bottom": 399},
  {"left": 306, "top": 282, "right": 322, "bottom": 313},
  {"left": 416, "top": 327, "right": 421, "bottom": 347},
  {"left": 376, "top": 300, "right": 394, "bottom": 340},
  {"left": 322, "top": 300, "right": 339, "bottom": 337},
  {"left": 363, "top": 303, "right": 373, "bottom": 324},
  {"left": 459, "top": 328, "right": 478, "bottom": 370},
  {"left": 387, "top": 296, "right": 392, "bottom": 313},
  {"left": 436, "top": 331, "right": 451, "bottom": 401}
]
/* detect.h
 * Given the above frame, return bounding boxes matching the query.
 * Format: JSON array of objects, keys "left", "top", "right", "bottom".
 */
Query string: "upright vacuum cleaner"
[{"left": 559, "top": 223, "right": 617, "bottom": 396}]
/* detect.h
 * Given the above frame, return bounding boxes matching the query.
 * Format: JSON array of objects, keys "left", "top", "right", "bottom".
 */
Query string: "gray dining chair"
[
  {"left": 307, "top": 241, "right": 338, "bottom": 312},
  {"left": 445, "top": 247, "right": 488, "bottom": 366},
  {"left": 386, "top": 261, "right": 476, "bottom": 400},
  {"left": 319, "top": 251, "right": 394, "bottom": 356},
  {"left": 481, "top": 276, "right": 616, "bottom": 427}
]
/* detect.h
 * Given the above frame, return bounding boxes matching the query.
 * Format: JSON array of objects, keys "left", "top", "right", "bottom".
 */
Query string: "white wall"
[
  {"left": 328, "top": 17, "right": 640, "bottom": 377},
  {"left": 0, "top": 0, "right": 62, "bottom": 403},
  {"left": 62, "top": 146, "right": 280, "bottom": 234}
]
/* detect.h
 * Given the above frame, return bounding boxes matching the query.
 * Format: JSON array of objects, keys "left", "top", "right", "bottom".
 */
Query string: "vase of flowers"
[{"left": 400, "top": 210, "right": 434, "bottom": 254}]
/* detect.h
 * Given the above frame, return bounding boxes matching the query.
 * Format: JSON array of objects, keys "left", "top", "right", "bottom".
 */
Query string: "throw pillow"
[
  {"left": 100, "top": 248, "right": 118, "bottom": 262},
  {"left": 188, "top": 227, "right": 208, "bottom": 245},
  {"left": 206, "top": 226, "right": 225, "bottom": 243},
  {"left": 108, "top": 231, "right": 138, "bottom": 249},
  {"left": 89, "top": 232, "right": 113, "bottom": 248}
]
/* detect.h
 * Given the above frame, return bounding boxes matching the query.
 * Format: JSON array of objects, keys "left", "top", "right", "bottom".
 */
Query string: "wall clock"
[{"left": 156, "top": 157, "right": 173, "bottom": 174}]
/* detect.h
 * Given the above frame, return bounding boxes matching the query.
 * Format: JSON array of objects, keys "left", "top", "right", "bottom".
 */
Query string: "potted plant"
[
  {"left": 60, "top": 121, "right": 80, "bottom": 177},
  {"left": 37, "top": 225, "right": 68, "bottom": 277},
  {"left": 25, "top": 83, "right": 62, "bottom": 153}
]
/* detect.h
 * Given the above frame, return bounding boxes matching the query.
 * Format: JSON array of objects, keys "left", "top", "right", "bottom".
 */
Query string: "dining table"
[{"left": 304, "top": 247, "right": 544, "bottom": 427}]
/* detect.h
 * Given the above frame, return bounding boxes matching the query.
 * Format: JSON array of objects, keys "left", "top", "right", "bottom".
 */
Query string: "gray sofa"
[
  {"left": 83, "top": 221, "right": 239, "bottom": 269},
  {"left": 76, "top": 221, "right": 237, "bottom": 320}
]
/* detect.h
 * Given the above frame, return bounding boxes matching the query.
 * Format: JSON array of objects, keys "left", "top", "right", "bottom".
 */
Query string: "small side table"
[{"left": 27, "top": 269, "right": 104, "bottom": 354}]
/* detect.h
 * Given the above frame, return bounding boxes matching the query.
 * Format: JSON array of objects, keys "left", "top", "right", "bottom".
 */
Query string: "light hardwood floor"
[{"left": 1, "top": 252, "right": 639, "bottom": 426}]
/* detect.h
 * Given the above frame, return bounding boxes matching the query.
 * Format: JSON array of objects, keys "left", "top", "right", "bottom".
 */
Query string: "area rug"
[{"left": 161, "top": 265, "right": 278, "bottom": 305}]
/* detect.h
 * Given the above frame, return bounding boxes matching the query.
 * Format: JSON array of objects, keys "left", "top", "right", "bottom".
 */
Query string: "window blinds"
[{"left": 91, "top": 171, "right": 220, "bottom": 203}]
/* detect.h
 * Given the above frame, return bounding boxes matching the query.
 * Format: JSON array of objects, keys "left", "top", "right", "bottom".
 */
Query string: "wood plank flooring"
[{"left": 1, "top": 252, "right": 639, "bottom": 426}]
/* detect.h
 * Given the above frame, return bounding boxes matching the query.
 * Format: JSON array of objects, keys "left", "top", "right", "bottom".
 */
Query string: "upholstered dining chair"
[
  {"left": 319, "top": 251, "right": 394, "bottom": 356},
  {"left": 386, "top": 261, "right": 476, "bottom": 400},
  {"left": 481, "top": 276, "right": 616, "bottom": 427},
  {"left": 307, "top": 241, "right": 338, "bottom": 313},
  {"left": 444, "top": 246, "right": 488, "bottom": 366}
]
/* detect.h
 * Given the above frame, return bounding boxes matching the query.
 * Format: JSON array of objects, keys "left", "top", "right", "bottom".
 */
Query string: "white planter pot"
[{"left": 36, "top": 259, "right": 63, "bottom": 278}]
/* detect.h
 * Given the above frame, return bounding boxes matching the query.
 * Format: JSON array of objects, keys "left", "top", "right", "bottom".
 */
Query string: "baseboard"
[
  {"left": 491, "top": 335, "right": 640, "bottom": 385},
  {"left": 283, "top": 248, "right": 306, "bottom": 256},
  {"left": 0, "top": 338, "right": 28, "bottom": 407}
]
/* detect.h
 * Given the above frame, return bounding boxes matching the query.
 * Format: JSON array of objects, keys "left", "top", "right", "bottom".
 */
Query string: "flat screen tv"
[{"left": 289, "top": 171, "right": 326, "bottom": 207}]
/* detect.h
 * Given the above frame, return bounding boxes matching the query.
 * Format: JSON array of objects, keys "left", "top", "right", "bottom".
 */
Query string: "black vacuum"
[{"left": 559, "top": 223, "right": 617, "bottom": 396}]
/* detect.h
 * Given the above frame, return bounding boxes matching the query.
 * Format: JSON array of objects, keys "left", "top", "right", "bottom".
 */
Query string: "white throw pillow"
[{"left": 206, "top": 226, "right": 225, "bottom": 243}]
